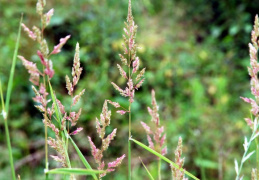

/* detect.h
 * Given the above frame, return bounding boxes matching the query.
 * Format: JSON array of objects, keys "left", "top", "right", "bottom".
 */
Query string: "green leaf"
[
  {"left": 69, "top": 136, "right": 98, "bottom": 180},
  {"left": 130, "top": 138, "right": 199, "bottom": 180},
  {"left": 139, "top": 157, "right": 154, "bottom": 180},
  {"left": 5, "top": 14, "right": 23, "bottom": 116},
  {"left": 48, "top": 82, "right": 61, "bottom": 124},
  {"left": 46, "top": 168, "right": 104, "bottom": 175},
  {"left": 0, "top": 80, "right": 6, "bottom": 118}
]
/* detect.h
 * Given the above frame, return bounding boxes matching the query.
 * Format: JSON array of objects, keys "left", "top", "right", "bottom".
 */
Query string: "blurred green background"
[{"left": 0, "top": 0, "right": 259, "bottom": 179}]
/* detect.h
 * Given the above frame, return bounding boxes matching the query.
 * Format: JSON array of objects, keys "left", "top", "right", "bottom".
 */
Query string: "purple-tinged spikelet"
[
  {"left": 171, "top": 137, "right": 188, "bottom": 180},
  {"left": 240, "top": 15, "right": 259, "bottom": 130},
  {"left": 18, "top": 56, "right": 40, "bottom": 85},
  {"left": 110, "top": 0, "right": 145, "bottom": 112},
  {"left": 70, "top": 127, "right": 83, "bottom": 135},
  {"left": 141, "top": 90, "right": 167, "bottom": 156},
  {"left": 51, "top": 35, "right": 71, "bottom": 55},
  {"left": 21, "top": 24, "right": 36, "bottom": 41},
  {"left": 88, "top": 101, "right": 125, "bottom": 178}
]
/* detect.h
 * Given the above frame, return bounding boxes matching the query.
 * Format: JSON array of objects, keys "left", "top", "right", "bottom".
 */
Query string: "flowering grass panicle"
[
  {"left": 19, "top": 0, "right": 83, "bottom": 170},
  {"left": 110, "top": 0, "right": 145, "bottom": 178},
  {"left": 111, "top": 0, "right": 145, "bottom": 108},
  {"left": 171, "top": 137, "right": 188, "bottom": 180},
  {"left": 141, "top": 90, "right": 167, "bottom": 156},
  {"left": 88, "top": 100, "right": 125, "bottom": 178},
  {"left": 235, "top": 15, "right": 259, "bottom": 179}
]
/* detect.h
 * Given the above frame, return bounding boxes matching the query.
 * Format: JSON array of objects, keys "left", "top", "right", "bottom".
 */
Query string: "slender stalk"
[
  {"left": 1, "top": 81, "right": 16, "bottom": 180},
  {"left": 236, "top": 121, "right": 259, "bottom": 180},
  {"left": 4, "top": 118, "right": 15, "bottom": 180},
  {"left": 43, "top": 75, "right": 49, "bottom": 180},
  {"left": 128, "top": 49, "right": 132, "bottom": 180},
  {"left": 0, "top": 15, "right": 23, "bottom": 180},
  {"left": 158, "top": 158, "right": 161, "bottom": 180},
  {"left": 128, "top": 103, "right": 132, "bottom": 180},
  {"left": 256, "top": 138, "right": 259, "bottom": 179}
]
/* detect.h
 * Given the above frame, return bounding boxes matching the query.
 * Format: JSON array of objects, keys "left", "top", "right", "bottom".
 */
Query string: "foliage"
[{"left": 1, "top": 0, "right": 259, "bottom": 179}]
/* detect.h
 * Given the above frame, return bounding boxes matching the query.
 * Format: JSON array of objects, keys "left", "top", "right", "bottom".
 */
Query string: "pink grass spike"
[
  {"left": 21, "top": 23, "right": 36, "bottom": 40},
  {"left": 70, "top": 127, "right": 83, "bottom": 135},
  {"left": 51, "top": 35, "right": 71, "bottom": 54}
]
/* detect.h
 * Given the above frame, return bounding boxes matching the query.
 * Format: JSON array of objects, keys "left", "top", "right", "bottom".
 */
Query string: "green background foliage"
[{"left": 1, "top": 0, "right": 259, "bottom": 179}]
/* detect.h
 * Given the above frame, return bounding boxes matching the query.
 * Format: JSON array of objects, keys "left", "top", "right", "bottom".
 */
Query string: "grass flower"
[
  {"left": 88, "top": 100, "right": 125, "bottom": 178},
  {"left": 236, "top": 15, "right": 259, "bottom": 179}
]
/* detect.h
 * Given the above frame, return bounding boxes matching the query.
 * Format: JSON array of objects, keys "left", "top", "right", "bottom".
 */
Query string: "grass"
[{"left": 1, "top": 0, "right": 259, "bottom": 179}]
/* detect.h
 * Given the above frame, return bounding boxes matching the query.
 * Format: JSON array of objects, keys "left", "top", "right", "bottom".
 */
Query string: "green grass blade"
[
  {"left": 48, "top": 82, "right": 61, "bottom": 123},
  {"left": 139, "top": 157, "right": 154, "bottom": 180},
  {"left": 1, "top": 15, "right": 23, "bottom": 180},
  {"left": 130, "top": 138, "right": 199, "bottom": 180},
  {"left": 5, "top": 14, "right": 23, "bottom": 116},
  {"left": 48, "top": 82, "right": 72, "bottom": 169},
  {"left": 46, "top": 168, "right": 104, "bottom": 175},
  {"left": 0, "top": 80, "right": 6, "bottom": 115},
  {"left": 69, "top": 136, "right": 98, "bottom": 180}
]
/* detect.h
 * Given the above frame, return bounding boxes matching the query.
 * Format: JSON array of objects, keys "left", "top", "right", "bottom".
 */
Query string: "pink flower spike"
[
  {"left": 141, "top": 121, "right": 152, "bottom": 134},
  {"left": 70, "top": 127, "right": 83, "bottom": 135},
  {"left": 44, "top": 60, "right": 54, "bottom": 78},
  {"left": 88, "top": 136, "right": 98, "bottom": 157},
  {"left": 37, "top": 50, "right": 46, "bottom": 66},
  {"left": 147, "top": 107, "right": 153, "bottom": 116},
  {"left": 107, "top": 100, "right": 120, "bottom": 108},
  {"left": 108, "top": 154, "right": 126, "bottom": 169},
  {"left": 116, "top": 110, "right": 127, "bottom": 115},
  {"left": 244, "top": 118, "right": 254, "bottom": 129},
  {"left": 147, "top": 135, "right": 154, "bottom": 149},
  {"left": 161, "top": 146, "right": 167, "bottom": 155},
  {"left": 51, "top": 35, "right": 71, "bottom": 54},
  {"left": 45, "top": 8, "right": 54, "bottom": 25},
  {"left": 21, "top": 23, "right": 36, "bottom": 40},
  {"left": 240, "top": 97, "right": 251, "bottom": 103},
  {"left": 160, "top": 134, "right": 166, "bottom": 146}
]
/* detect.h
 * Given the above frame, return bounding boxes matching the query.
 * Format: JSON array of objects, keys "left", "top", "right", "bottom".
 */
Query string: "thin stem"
[
  {"left": 256, "top": 138, "right": 259, "bottom": 179},
  {"left": 236, "top": 121, "right": 259, "bottom": 180},
  {"left": 1, "top": 81, "right": 16, "bottom": 180},
  {"left": 43, "top": 75, "right": 49, "bottom": 180},
  {"left": 128, "top": 103, "right": 132, "bottom": 180},
  {"left": 128, "top": 48, "right": 132, "bottom": 180},
  {"left": 158, "top": 158, "right": 161, "bottom": 180},
  {"left": 4, "top": 118, "right": 16, "bottom": 180}
]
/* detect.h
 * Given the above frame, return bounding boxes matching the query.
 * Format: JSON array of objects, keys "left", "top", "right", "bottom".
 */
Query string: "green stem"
[
  {"left": 4, "top": 119, "right": 16, "bottom": 180},
  {"left": 256, "top": 138, "right": 259, "bottom": 179},
  {"left": 236, "top": 121, "right": 259, "bottom": 180},
  {"left": 43, "top": 75, "right": 48, "bottom": 180},
  {"left": 128, "top": 102, "right": 132, "bottom": 180},
  {"left": 158, "top": 158, "right": 161, "bottom": 180}
]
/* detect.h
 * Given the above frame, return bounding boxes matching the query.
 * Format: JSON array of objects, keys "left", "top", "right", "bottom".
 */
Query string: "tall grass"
[
  {"left": 0, "top": 14, "right": 23, "bottom": 180},
  {"left": 6, "top": 0, "right": 259, "bottom": 180}
]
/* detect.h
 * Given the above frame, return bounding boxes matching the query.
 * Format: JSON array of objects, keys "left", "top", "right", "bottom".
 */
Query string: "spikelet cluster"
[
  {"left": 240, "top": 15, "right": 259, "bottom": 130},
  {"left": 88, "top": 100, "right": 125, "bottom": 178},
  {"left": 171, "top": 137, "right": 188, "bottom": 180},
  {"left": 19, "top": 0, "right": 83, "bottom": 167},
  {"left": 141, "top": 90, "right": 167, "bottom": 155},
  {"left": 111, "top": 0, "right": 145, "bottom": 114},
  {"left": 238, "top": 15, "right": 259, "bottom": 179}
]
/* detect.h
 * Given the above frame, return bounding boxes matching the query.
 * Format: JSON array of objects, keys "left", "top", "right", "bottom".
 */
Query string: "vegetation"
[{"left": 1, "top": 0, "right": 259, "bottom": 179}]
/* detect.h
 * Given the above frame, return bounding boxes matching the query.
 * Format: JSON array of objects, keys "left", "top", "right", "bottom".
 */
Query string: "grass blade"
[
  {"left": 46, "top": 168, "right": 104, "bottom": 175},
  {"left": 139, "top": 157, "right": 154, "bottom": 180},
  {"left": 49, "top": 82, "right": 72, "bottom": 169},
  {"left": 69, "top": 136, "right": 98, "bottom": 180},
  {"left": 48, "top": 82, "right": 61, "bottom": 123},
  {"left": 5, "top": 14, "right": 23, "bottom": 116},
  {"left": 0, "top": 15, "right": 23, "bottom": 180},
  {"left": 0, "top": 80, "right": 6, "bottom": 116},
  {"left": 130, "top": 137, "right": 199, "bottom": 180}
]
